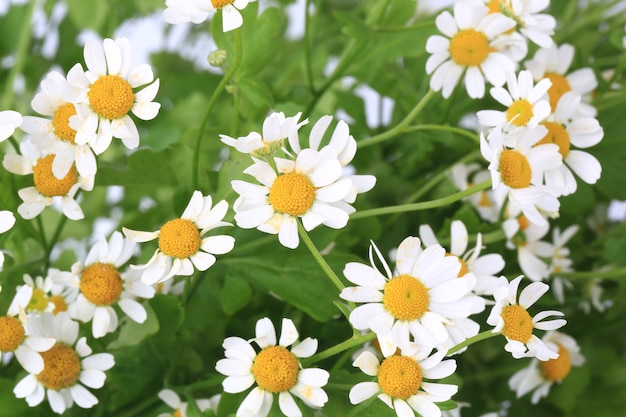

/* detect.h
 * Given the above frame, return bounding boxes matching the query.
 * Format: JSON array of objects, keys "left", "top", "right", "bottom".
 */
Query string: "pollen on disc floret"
[
  {"left": 251, "top": 345, "right": 299, "bottom": 393},
  {"left": 88, "top": 75, "right": 135, "bottom": 120},
  {"left": 269, "top": 172, "right": 316, "bottom": 216},
  {"left": 52, "top": 103, "right": 78, "bottom": 143},
  {"left": 499, "top": 150, "right": 532, "bottom": 189},
  {"left": 0, "top": 316, "right": 25, "bottom": 352},
  {"left": 33, "top": 155, "right": 77, "bottom": 197},
  {"left": 378, "top": 355, "right": 423, "bottom": 399},
  {"left": 36, "top": 343, "right": 82, "bottom": 390},
  {"left": 500, "top": 304, "right": 534, "bottom": 343},
  {"left": 79, "top": 262, "right": 123, "bottom": 306},
  {"left": 383, "top": 274, "right": 430, "bottom": 321},
  {"left": 158, "top": 218, "right": 202, "bottom": 259}
]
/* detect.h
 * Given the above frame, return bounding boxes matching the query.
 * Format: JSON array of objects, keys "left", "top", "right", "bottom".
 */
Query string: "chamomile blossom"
[
  {"left": 1, "top": 286, "right": 55, "bottom": 374},
  {"left": 508, "top": 331, "right": 584, "bottom": 404},
  {"left": 547, "top": 225, "right": 578, "bottom": 304},
  {"left": 19, "top": 272, "right": 72, "bottom": 315},
  {"left": 539, "top": 91, "right": 603, "bottom": 196},
  {"left": 163, "top": 0, "right": 210, "bottom": 24},
  {"left": 350, "top": 347, "right": 458, "bottom": 417},
  {"left": 419, "top": 219, "right": 505, "bottom": 296},
  {"left": 340, "top": 237, "right": 474, "bottom": 353},
  {"left": 477, "top": 70, "right": 552, "bottom": 133},
  {"left": 231, "top": 148, "right": 353, "bottom": 249},
  {"left": 21, "top": 70, "right": 96, "bottom": 179},
  {"left": 13, "top": 312, "right": 115, "bottom": 414},
  {"left": 67, "top": 37, "right": 160, "bottom": 155},
  {"left": 480, "top": 126, "right": 561, "bottom": 226},
  {"left": 525, "top": 43, "right": 598, "bottom": 115},
  {"left": 164, "top": 0, "right": 257, "bottom": 32},
  {"left": 2, "top": 140, "right": 94, "bottom": 220},
  {"left": 0, "top": 110, "right": 22, "bottom": 141},
  {"left": 124, "top": 190, "right": 235, "bottom": 285},
  {"left": 0, "top": 210, "right": 16, "bottom": 270},
  {"left": 487, "top": 275, "right": 566, "bottom": 360},
  {"left": 482, "top": 0, "right": 556, "bottom": 48},
  {"left": 220, "top": 111, "right": 308, "bottom": 157},
  {"left": 215, "top": 317, "right": 329, "bottom": 417},
  {"left": 449, "top": 163, "right": 500, "bottom": 223},
  {"left": 55, "top": 231, "right": 154, "bottom": 338},
  {"left": 426, "top": 1, "right": 517, "bottom": 99},
  {"left": 157, "top": 389, "right": 219, "bottom": 417}
]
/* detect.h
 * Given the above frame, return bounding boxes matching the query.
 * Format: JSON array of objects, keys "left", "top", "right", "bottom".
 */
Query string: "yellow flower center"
[
  {"left": 506, "top": 99, "right": 534, "bottom": 127},
  {"left": 540, "top": 344, "right": 572, "bottom": 381},
  {"left": 517, "top": 215, "right": 530, "bottom": 231},
  {"left": 449, "top": 29, "right": 491, "bottom": 67},
  {"left": 269, "top": 172, "right": 316, "bottom": 216},
  {"left": 251, "top": 345, "right": 299, "bottom": 393},
  {"left": 544, "top": 73, "right": 571, "bottom": 111},
  {"left": 537, "top": 122, "right": 570, "bottom": 157},
  {"left": 486, "top": 0, "right": 502, "bottom": 13},
  {"left": 27, "top": 288, "right": 50, "bottom": 312},
  {"left": 0, "top": 316, "right": 25, "bottom": 352},
  {"left": 173, "top": 410, "right": 183, "bottom": 417},
  {"left": 80, "top": 262, "right": 123, "bottom": 306},
  {"left": 383, "top": 274, "right": 430, "bottom": 321},
  {"left": 37, "top": 343, "right": 81, "bottom": 390},
  {"left": 50, "top": 295, "right": 68, "bottom": 315},
  {"left": 52, "top": 103, "right": 78, "bottom": 143},
  {"left": 499, "top": 149, "right": 532, "bottom": 189},
  {"left": 478, "top": 190, "right": 492, "bottom": 207},
  {"left": 158, "top": 219, "right": 202, "bottom": 259},
  {"left": 33, "top": 155, "right": 77, "bottom": 197},
  {"left": 446, "top": 253, "right": 469, "bottom": 277},
  {"left": 500, "top": 304, "right": 533, "bottom": 343},
  {"left": 378, "top": 355, "right": 423, "bottom": 400},
  {"left": 88, "top": 75, "right": 135, "bottom": 120},
  {"left": 211, "top": 0, "right": 234, "bottom": 8}
]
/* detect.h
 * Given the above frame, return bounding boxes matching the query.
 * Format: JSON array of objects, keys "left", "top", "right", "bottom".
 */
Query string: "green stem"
[
  {"left": 447, "top": 329, "right": 500, "bottom": 356},
  {"left": 0, "top": 0, "right": 36, "bottom": 109},
  {"left": 302, "top": 332, "right": 377, "bottom": 366},
  {"left": 297, "top": 220, "right": 345, "bottom": 292},
  {"left": 358, "top": 89, "right": 436, "bottom": 149},
  {"left": 304, "top": 0, "right": 315, "bottom": 93},
  {"left": 351, "top": 179, "right": 491, "bottom": 219},
  {"left": 43, "top": 215, "right": 68, "bottom": 272},
  {"left": 192, "top": 29, "right": 243, "bottom": 190},
  {"left": 554, "top": 267, "right": 626, "bottom": 280},
  {"left": 404, "top": 124, "right": 479, "bottom": 143}
]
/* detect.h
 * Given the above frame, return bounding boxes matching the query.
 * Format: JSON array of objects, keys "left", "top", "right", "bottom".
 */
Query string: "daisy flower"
[
  {"left": 350, "top": 347, "right": 458, "bottom": 417},
  {"left": 0, "top": 110, "right": 22, "bottom": 141},
  {"left": 157, "top": 389, "right": 219, "bottom": 417},
  {"left": 0, "top": 210, "right": 16, "bottom": 270},
  {"left": 539, "top": 91, "right": 603, "bottom": 196},
  {"left": 21, "top": 70, "right": 96, "bottom": 180},
  {"left": 1, "top": 286, "right": 55, "bottom": 374},
  {"left": 340, "top": 237, "right": 474, "bottom": 353},
  {"left": 231, "top": 147, "right": 352, "bottom": 249},
  {"left": 525, "top": 43, "right": 598, "bottom": 115},
  {"left": 215, "top": 317, "right": 329, "bottom": 417},
  {"left": 480, "top": 126, "right": 561, "bottom": 226},
  {"left": 2, "top": 140, "right": 94, "bottom": 220},
  {"left": 509, "top": 331, "right": 584, "bottom": 404},
  {"left": 54, "top": 231, "right": 154, "bottom": 338},
  {"left": 449, "top": 163, "right": 500, "bottom": 223},
  {"left": 487, "top": 275, "right": 566, "bottom": 360},
  {"left": 220, "top": 111, "right": 308, "bottom": 157},
  {"left": 124, "top": 190, "right": 235, "bottom": 285},
  {"left": 477, "top": 70, "right": 552, "bottom": 133},
  {"left": 163, "top": 0, "right": 210, "bottom": 24},
  {"left": 196, "top": 0, "right": 257, "bottom": 32},
  {"left": 419, "top": 219, "right": 505, "bottom": 296},
  {"left": 19, "top": 271, "right": 73, "bottom": 315},
  {"left": 483, "top": 0, "right": 556, "bottom": 48},
  {"left": 287, "top": 115, "right": 376, "bottom": 212},
  {"left": 426, "top": 1, "right": 517, "bottom": 99},
  {"left": 67, "top": 37, "right": 160, "bottom": 155},
  {"left": 13, "top": 312, "right": 115, "bottom": 414}
]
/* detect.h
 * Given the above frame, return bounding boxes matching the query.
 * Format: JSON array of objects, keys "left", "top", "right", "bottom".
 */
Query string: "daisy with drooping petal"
[
  {"left": 215, "top": 317, "right": 329, "bottom": 417},
  {"left": 196, "top": 0, "right": 258, "bottom": 32},
  {"left": 482, "top": 0, "right": 556, "bottom": 48},
  {"left": 124, "top": 190, "right": 235, "bottom": 285},
  {"left": 480, "top": 125, "right": 561, "bottom": 226},
  {"left": 0, "top": 210, "right": 16, "bottom": 270},
  {"left": 287, "top": 115, "right": 376, "bottom": 213},
  {"left": 487, "top": 275, "right": 566, "bottom": 360},
  {"left": 21, "top": 70, "right": 96, "bottom": 180},
  {"left": 350, "top": 347, "right": 458, "bottom": 417},
  {"left": 538, "top": 91, "right": 603, "bottom": 196},
  {"left": 67, "top": 37, "right": 160, "bottom": 155},
  {"left": 477, "top": 70, "right": 552, "bottom": 133},
  {"left": 2, "top": 140, "right": 94, "bottom": 220},
  {"left": 340, "top": 237, "right": 474, "bottom": 353},
  {"left": 1, "top": 286, "right": 55, "bottom": 374},
  {"left": 0, "top": 110, "right": 22, "bottom": 141},
  {"left": 426, "top": 1, "right": 517, "bottom": 99},
  {"left": 157, "top": 389, "right": 219, "bottom": 417},
  {"left": 54, "top": 231, "right": 154, "bottom": 338},
  {"left": 525, "top": 43, "right": 598, "bottom": 115},
  {"left": 231, "top": 147, "right": 352, "bottom": 249},
  {"left": 509, "top": 331, "right": 584, "bottom": 404},
  {"left": 13, "top": 312, "right": 115, "bottom": 414},
  {"left": 449, "top": 163, "right": 500, "bottom": 223},
  {"left": 221, "top": 111, "right": 308, "bottom": 157}
]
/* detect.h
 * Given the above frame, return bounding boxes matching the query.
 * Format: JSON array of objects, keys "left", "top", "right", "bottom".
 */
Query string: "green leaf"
[
  {"left": 149, "top": 294, "right": 185, "bottom": 343},
  {"left": 97, "top": 149, "right": 177, "bottom": 187},
  {"left": 65, "top": 0, "right": 109, "bottom": 32},
  {"left": 237, "top": 77, "right": 274, "bottom": 109},
  {"left": 220, "top": 274, "right": 252, "bottom": 315},
  {"left": 108, "top": 302, "right": 159, "bottom": 349}
]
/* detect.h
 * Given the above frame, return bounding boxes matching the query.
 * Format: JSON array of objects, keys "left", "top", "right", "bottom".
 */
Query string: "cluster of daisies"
[{"left": 0, "top": 36, "right": 160, "bottom": 221}]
